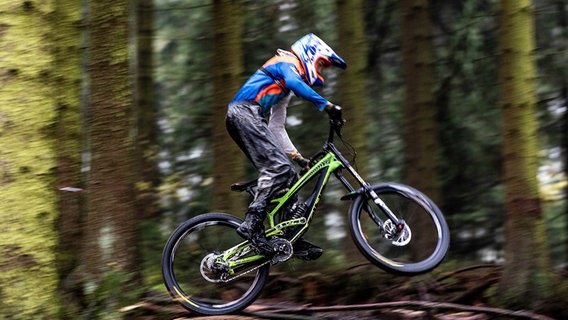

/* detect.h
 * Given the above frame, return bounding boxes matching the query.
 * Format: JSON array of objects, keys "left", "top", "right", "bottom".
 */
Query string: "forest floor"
[{"left": 122, "top": 263, "right": 566, "bottom": 320}]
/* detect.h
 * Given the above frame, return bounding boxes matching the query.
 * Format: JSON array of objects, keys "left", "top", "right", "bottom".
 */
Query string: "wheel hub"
[
  {"left": 383, "top": 220, "right": 412, "bottom": 246},
  {"left": 200, "top": 253, "right": 229, "bottom": 283}
]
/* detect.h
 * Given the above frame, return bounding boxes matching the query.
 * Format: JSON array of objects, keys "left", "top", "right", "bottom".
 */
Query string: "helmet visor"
[{"left": 328, "top": 54, "right": 347, "bottom": 70}]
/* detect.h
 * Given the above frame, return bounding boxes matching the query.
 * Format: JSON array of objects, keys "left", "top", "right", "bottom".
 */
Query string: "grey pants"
[{"left": 226, "top": 102, "right": 297, "bottom": 215}]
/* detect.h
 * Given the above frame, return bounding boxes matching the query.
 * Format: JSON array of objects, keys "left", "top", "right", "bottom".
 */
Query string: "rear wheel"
[
  {"left": 349, "top": 183, "right": 449, "bottom": 275},
  {"left": 161, "top": 213, "right": 269, "bottom": 315}
]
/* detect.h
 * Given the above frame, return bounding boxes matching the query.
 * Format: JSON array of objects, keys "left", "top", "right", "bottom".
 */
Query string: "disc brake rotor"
[{"left": 383, "top": 220, "right": 412, "bottom": 246}]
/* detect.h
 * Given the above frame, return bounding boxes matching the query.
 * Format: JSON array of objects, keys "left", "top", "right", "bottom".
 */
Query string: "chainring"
[{"left": 269, "top": 238, "right": 293, "bottom": 264}]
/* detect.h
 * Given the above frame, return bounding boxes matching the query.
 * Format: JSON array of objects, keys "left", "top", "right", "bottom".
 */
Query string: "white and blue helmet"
[{"left": 291, "top": 33, "right": 347, "bottom": 86}]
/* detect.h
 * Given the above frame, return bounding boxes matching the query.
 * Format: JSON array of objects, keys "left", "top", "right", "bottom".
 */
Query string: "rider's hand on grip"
[
  {"left": 324, "top": 103, "right": 345, "bottom": 127},
  {"left": 291, "top": 152, "right": 310, "bottom": 170}
]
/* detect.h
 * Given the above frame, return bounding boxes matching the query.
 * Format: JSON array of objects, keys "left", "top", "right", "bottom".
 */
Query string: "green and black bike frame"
[
  {"left": 268, "top": 123, "right": 403, "bottom": 246},
  {"left": 220, "top": 123, "right": 403, "bottom": 273}
]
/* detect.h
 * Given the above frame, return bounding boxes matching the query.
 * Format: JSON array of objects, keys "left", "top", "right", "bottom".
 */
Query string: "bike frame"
[{"left": 220, "top": 123, "right": 402, "bottom": 274}]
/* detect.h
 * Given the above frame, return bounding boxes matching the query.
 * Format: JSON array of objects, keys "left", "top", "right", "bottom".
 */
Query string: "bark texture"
[{"left": 0, "top": 0, "right": 60, "bottom": 317}]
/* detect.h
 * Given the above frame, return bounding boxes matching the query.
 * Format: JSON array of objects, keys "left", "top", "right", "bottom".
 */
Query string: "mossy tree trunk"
[
  {"left": 0, "top": 0, "right": 60, "bottom": 317},
  {"left": 211, "top": 0, "right": 245, "bottom": 214},
  {"left": 81, "top": 0, "right": 141, "bottom": 314},
  {"left": 53, "top": 0, "right": 83, "bottom": 315},
  {"left": 496, "top": 0, "right": 552, "bottom": 308},
  {"left": 400, "top": 0, "right": 441, "bottom": 204}
]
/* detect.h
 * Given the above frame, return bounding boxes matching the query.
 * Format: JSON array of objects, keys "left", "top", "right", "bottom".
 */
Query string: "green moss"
[{"left": 0, "top": 0, "right": 60, "bottom": 318}]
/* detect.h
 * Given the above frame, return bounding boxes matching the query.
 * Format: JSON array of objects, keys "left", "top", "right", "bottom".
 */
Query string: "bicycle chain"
[{"left": 220, "top": 260, "right": 271, "bottom": 283}]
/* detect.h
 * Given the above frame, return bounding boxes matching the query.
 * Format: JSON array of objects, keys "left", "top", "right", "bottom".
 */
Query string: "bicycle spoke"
[
  {"left": 162, "top": 213, "right": 269, "bottom": 315},
  {"left": 350, "top": 183, "right": 449, "bottom": 274}
]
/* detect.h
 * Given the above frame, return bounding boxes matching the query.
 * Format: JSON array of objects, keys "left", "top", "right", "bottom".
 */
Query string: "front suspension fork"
[{"left": 336, "top": 169, "right": 405, "bottom": 232}]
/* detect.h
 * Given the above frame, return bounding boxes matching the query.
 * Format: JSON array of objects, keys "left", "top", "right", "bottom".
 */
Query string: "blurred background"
[{"left": 1, "top": 0, "right": 567, "bottom": 318}]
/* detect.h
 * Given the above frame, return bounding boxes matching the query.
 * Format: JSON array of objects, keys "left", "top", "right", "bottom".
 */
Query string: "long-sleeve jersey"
[
  {"left": 229, "top": 51, "right": 329, "bottom": 154},
  {"left": 230, "top": 53, "right": 329, "bottom": 116},
  {"left": 268, "top": 94, "right": 296, "bottom": 154}
]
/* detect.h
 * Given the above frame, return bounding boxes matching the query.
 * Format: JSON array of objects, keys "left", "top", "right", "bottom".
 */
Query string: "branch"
[
  {"left": 259, "top": 301, "right": 555, "bottom": 320},
  {"left": 436, "top": 263, "right": 501, "bottom": 282}
]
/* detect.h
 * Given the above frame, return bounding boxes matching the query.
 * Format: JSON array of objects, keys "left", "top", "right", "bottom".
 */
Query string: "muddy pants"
[{"left": 226, "top": 101, "right": 297, "bottom": 215}]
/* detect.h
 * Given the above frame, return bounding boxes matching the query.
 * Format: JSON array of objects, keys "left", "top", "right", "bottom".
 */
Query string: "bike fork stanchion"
[{"left": 368, "top": 188, "right": 401, "bottom": 225}]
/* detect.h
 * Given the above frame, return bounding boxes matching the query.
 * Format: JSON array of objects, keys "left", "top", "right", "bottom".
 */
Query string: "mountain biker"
[{"left": 225, "top": 33, "right": 346, "bottom": 259}]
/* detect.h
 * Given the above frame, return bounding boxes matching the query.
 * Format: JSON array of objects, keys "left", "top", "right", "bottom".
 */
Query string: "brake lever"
[{"left": 333, "top": 118, "right": 346, "bottom": 137}]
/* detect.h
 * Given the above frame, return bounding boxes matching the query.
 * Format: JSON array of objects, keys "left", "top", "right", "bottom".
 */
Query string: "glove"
[
  {"left": 291, "top": 152, "right": 310, "bottom": 169},
  {"left": 324, "top": 103, "right": 344, "bottom": 124}
]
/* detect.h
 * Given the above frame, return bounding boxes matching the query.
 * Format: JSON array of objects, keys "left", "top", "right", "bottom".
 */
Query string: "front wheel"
[
  {"left": 161, "top": 213, "right": 269, "bottom": 315},
  {"left": 349, "top": 183, "right": 450, "bottom": 275}
]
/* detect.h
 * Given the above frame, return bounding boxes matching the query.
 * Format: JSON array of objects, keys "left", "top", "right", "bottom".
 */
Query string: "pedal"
[{"left": 269, "top": 238, "right": 293, "bottom": 264}]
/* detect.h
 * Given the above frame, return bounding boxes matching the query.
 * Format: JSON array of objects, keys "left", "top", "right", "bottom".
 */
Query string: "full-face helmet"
[{"left": 291, "top": 33, "right": 347, "bottom": 86}]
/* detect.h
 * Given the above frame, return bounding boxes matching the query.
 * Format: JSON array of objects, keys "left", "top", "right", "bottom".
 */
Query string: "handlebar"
[
  {"left": 327, "top": 116, "right": 345, "bottom": 143},
  {"left": 303, "top": 114, "right": 347, "bottom": 172}
]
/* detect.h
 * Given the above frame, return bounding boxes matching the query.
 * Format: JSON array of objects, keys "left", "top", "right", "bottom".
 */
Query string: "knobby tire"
[
  {"left": 161, "top": 213, "right": 269, "bottom": 315},
  {"left": 349, "top": 182, "right": 450, "bottom": 275}
]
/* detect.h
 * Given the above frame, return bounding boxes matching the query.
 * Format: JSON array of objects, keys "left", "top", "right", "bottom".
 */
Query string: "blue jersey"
[{"left": 230, "top": 54, "right": 329, "bottom": 117}]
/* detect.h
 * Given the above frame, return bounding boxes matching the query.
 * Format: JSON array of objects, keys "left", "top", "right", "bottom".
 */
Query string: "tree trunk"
[
  {"left": 557, "top": 0, "right": 568, "bottom": 268},
  {"left": 399, "top": 0, "right": 441, "bottom": 260},
  {"left": 81, "top": 0, "right": 141, "bottom": 313},
  {"left": 337, "top": 0, "right": 368, "bottom": 176},
  {"left": 400, "top": 0, "right": 441, "bottom": 204},
  {"left": 135, "top": 0, "right": 160, "bottom": 218},
  {"left": 336, "top": 0, "right": 368, "bottom": 263},
  {"left": 53, "top": 0, "right": 84, "bottom": 315},
  {"left": 211, "top": 0, "right": 246, "bottom": 214},
  {"left": 496, "top": 0, "right": 552, "bottom": 308},
  {"left": 0, "top": 0, "right": 60, "bottom": 317}
]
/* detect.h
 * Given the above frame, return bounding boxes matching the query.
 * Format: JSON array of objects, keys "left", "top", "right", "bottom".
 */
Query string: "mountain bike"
[{"left": 161, "top": 112, "right": 450, "bottom": 316}]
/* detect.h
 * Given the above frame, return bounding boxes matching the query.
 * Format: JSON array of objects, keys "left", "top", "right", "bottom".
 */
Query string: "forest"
[{"left": 1, "top": 0, "right": 568, "bottom": 319}]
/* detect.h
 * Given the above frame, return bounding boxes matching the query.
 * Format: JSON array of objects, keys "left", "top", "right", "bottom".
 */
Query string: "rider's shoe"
[
  {"left": 293, "top": 238, "right": 323, "bottom": 260},
  {"left": 249, "top": 234, "right": 276, "bottom": 254},
  {"left": 237, "top": 213, "right": 274, "bottom": 253},
  {"left": 237, "top": 213, "right": 261, "bottom": 237}
]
